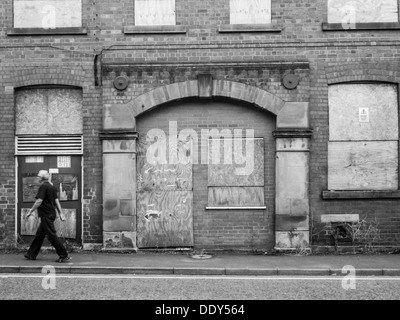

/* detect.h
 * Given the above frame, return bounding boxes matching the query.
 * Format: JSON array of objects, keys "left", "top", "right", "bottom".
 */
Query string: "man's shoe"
[
  {"left": 55, "top": 256, "right": 71, "bottom": 263},
  {"left": 24, "top": 254, "right": 36, "bottom": 261}
]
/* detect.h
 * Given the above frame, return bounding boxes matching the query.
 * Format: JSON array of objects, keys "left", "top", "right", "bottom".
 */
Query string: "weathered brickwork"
[
  {"left": 0, "top": 0, "right": 399, "bottom": 249},
  {"left": 0, "top": 62, "right": 103, "bottom": 246}
]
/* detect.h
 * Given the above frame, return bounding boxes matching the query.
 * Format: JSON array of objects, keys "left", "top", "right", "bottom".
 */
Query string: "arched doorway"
[
  {"left": 136, "top": 97, "right": 276, "bottom": 249},
  {"left": 101, "top": 79, "right": 311, "bottom": 251}
]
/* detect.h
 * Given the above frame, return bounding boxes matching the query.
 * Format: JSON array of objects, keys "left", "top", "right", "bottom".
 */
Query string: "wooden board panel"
[
  {"left": 328, "top": 0, "right": 398, "bottom": 23},
  {"left": 51, "top": 174, "right": 79, "bottom": 201},
  {"left": 16, "top": 89, "right": 48, "bottom": 135},
  {"left": 54, "top": 209, "right": 77, "bottom": 239},
  {"left": 137, "top": 157, "right": 192, "bottom": 191},
  {"left": 136, "top": 133, "right": 194, "bottom": 165},
  {"left": 135, "top": 0, "right": 175, "bottom": 26},
  {"left": 329, "top": 83, "right": 398, "bottom": 141},
  {"left": 230, "top": 0, "right": 271, "bottom": 24},
  {"left": 208, "top": 138, "right": 264, "bottom": 187},
  {"left": 47, "top": 89, "right": 83, "bottom": 134},
  {"left": 16, "top": 88, "right": 82, "bottom": 135},
  {"left": 328, "top": 141, "right": 398, "bottom": 190},
  {"left": 22, "top": 175, "right": 41, "bottom": 202},
  {"left": 137, "top": 191, "right": 193, "bottom": 248},
  {"left": 14, "top": 0, "right": 82, "bottom": 28},
  {"left": 21, "top": 208, "right": 77, "bottom": 239},
  {"left": 208, "top": 187, "right": 264, "bottom": 207},
  {"left": 21, "top": 209, "right": 40, "bottom": 236}
]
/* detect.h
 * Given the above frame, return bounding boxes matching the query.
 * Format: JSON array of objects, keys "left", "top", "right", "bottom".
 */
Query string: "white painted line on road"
[{"left": 2, "top": 274, "right": 400, "bottom": 281}]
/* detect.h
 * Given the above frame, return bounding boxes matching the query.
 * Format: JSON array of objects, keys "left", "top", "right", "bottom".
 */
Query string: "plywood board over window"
[
  {"left": 135, "top": 0, "right": 175, "bottom": 26},
  {"left": 208, "top": 138, "right": 264, "bottom": 187},
  {"left": 13, "top": 0, "right": 83, "bottom": 29},
  {"left": 329, "top": 83, "right": 399, "bottom": 141},
  {"left": 328, "top": 82, "right": 399, "bottom": 192},
  {"left": 15, "top": 88, "right": 83, "bottom": 135},
  {"left": 230, "top": 0, "right": 272, "bottom": 24},
  {"left": 328, "top": 141, "right": 398, "bottom": 190},
  {"left": 208, "top": 187, "right": 264, "bottom": 207},
  {"left": 208, "top": 138, "right": 265, "bottom": 208},
  {"left": 328, "top": 0, "right": 399, "bottom": 23}
]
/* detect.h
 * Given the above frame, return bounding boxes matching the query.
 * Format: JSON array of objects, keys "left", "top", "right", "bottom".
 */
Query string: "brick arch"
[
  {"left": 325, "top": 63, "right": 400, "bottom": 85},
  {"left": 129, "top": 80, "right": 286, "bottom": 118},
  {"left": 11, "top": 68, "right": 87, "bottom": 88}
]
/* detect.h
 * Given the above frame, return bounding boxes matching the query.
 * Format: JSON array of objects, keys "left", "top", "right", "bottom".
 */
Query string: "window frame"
[
  {"left": 322, "top": 0, "right": 400, "bottom": 31},
  {"left": 8, "top": 0, "right": 87, "bottom": 36},
  {"left": 218, "top": 0, "right": 281, "bottom": 33},
  {"left": 323, "top": 81, "right": 400, "bottom": 200},
  {"left": 124, "top": 0, "right": 187, "bottom": 35}
]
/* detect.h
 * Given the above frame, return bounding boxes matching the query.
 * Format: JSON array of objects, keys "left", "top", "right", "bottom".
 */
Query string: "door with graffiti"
[
  {"left": 136, "top": 134, "right": 194, "bottom": 248},
  {"left": 17, "top": 155, "right": 82, "bottom": 245}
]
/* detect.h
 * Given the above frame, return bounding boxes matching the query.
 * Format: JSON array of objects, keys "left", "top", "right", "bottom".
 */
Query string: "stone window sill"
[
  {"left": 322, "top": 190, "right": 400, "bottom": 200},
  {"left": 218, "top": 24, "right": 282, "bottom": 33},
  {"left": 7, "top": 27, "right": 88, "bottom": 36},
  {"left": 124, "top": 25, "right": 187, "bottom": 34},
  {"left": 322, "top": 22, "right": 400, "bottom": 31},
  {"left": 206, "top": 207, "right": 267, "bottom": 210}
]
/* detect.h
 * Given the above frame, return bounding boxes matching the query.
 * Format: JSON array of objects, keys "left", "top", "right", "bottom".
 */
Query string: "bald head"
[{"left": 38, "top": 170, "right": 50, "bottom": 181}]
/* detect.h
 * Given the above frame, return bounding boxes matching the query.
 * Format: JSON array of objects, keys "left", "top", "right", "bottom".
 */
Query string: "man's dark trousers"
[{"left": 26, "top": 214, "right": 68, "bottom": 259}]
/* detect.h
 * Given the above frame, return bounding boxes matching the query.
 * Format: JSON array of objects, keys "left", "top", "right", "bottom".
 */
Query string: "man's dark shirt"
[{"left": 36, "top": 181, "right": 58, "bottom": 218}]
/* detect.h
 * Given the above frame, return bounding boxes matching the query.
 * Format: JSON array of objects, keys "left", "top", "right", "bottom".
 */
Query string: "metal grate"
[{"left": 16, "top": 135, "right": 83, "bottom": 155}]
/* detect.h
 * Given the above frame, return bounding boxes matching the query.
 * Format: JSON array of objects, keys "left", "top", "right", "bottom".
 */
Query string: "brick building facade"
[{"left": 1, "top": 0, "right": 400, "bottom": 252}]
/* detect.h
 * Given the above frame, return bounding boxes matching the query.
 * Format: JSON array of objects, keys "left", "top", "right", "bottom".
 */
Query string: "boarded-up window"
[
  {"left": 230, "top": 0, "right": 272, "bottom": 24},
  {"left": 328, "top": 0, "right": 399, "bottom": 23},
  {"left": 135, "top": 0, "right": 175, "bottom": 26},
  {"left": 15, "top": 88, "right": 83, "bottom": 135},
  {"left": 208, "top": 138, "right": 265, "bottom": 208},
  {"left": 328, "top": 83, "right": 399, "bottom": 190},
  {"left": 13, "top": 0, "right": 82, "bottom": 29}
]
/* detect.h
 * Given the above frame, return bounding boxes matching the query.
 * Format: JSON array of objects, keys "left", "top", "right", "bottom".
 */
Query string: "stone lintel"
[
  {"left": 322, "top": 190, "right": 400, "bottom": 200},
  {"left": 124, "top": 25, "right": 187, "bottom": 34},
  {"left": 276, "top": 137, "right": 310, "bottom": 152},
  {"left": 321, "top": 214, "right": 360, "bottom": 223},
  {"left": 322, "top": 22, "right": 400, "bottom": 31},
  {"left": 99, "top": 130, "right": 138, "bottom": 141},
  {"left": 7, "top": 27, "right": 88, "bottom": 36},
  {"left": 218, "top": 24, "right": 282, "bottom": 33},
  {"left": 273, "top": 129, "right": 313, "bottom": 139}
]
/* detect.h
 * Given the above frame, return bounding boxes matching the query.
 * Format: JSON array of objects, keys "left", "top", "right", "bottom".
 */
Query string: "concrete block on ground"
[{"left": 275, "top": 231, "right": 309, "bottom": 249}]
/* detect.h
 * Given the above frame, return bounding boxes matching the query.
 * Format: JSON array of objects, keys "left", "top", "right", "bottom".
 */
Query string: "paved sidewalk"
[{"left": 1, "top": 251, "right": 400, "bottom": 276}]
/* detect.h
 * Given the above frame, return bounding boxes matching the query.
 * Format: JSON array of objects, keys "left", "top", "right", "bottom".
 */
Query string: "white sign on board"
[
  {"left": 57, "top": 156, "right": 71, "bottom": 168},
  {"left": 359, "top": 108, "right": 370, "bottom": 123}
]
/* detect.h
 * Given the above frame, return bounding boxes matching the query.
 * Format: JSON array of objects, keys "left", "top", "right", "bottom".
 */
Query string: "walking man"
[{"left": 24, "top": 170, "right": 71, "bottom": 263}]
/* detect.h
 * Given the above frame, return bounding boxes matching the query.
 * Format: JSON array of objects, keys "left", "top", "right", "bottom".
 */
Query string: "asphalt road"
[{"left": 1, "top": 274, "right": 400, "bottom": 301}]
